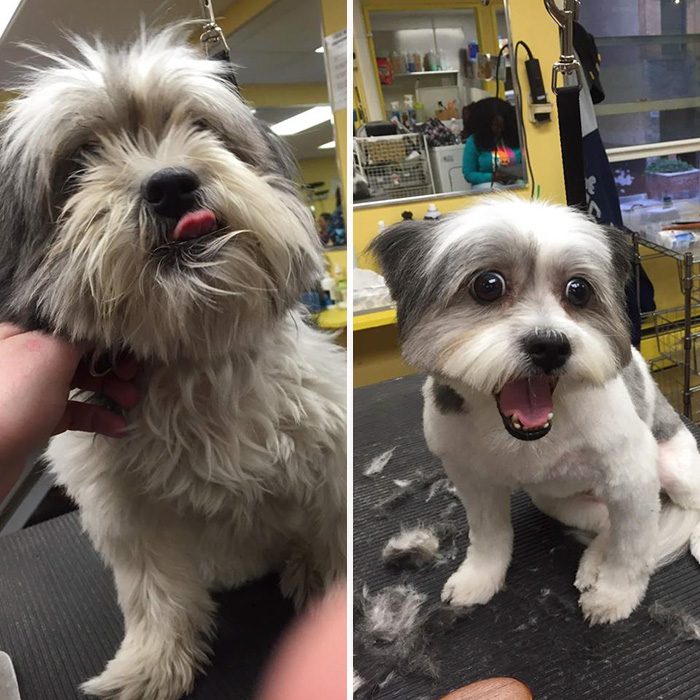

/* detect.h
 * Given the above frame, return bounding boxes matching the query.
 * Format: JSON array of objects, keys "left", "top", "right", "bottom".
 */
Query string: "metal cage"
[{"left": 354, "top": 133, "right": 435, "bottom": 201}]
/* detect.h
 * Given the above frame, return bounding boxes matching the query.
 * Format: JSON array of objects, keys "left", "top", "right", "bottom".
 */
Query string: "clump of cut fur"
[
  {"left": 363, "top": 447, "right": 395, "bottom": 476},
  {"left": 648, "top": 602, "right": 700, "bottom": 641},
  {"left": 382, "top": 527, "right": 440, "bottom": 569},
  {"left": 373, "top": 468, "right": 443, "bottom": 515},
  {"left": 354, "top": 583, "right": 466, "bottom": 695}
]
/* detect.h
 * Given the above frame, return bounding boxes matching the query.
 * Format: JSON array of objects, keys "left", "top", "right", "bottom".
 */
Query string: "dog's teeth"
[
  {"left": 547, "top": 412, "right": 554, "bottom": 420},
  {"left": 513, "top": 420, "right": 522, "bottom": 429},
  {"left": 543, "top": 421, "right": 550, "bottom": 428}
]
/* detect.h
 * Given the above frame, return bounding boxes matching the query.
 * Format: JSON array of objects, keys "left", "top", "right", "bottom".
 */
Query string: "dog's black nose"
[
  {"left": 142, "top": 168, "right": 200, "bottom": 218},
  {"left": 523, "top": 331, "right": 571, "bottom": 372}
]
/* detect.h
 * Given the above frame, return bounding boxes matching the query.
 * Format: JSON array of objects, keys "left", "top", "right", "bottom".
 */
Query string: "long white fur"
[{"left": 1, "top": 27, "right": 346, "bottom": 700}]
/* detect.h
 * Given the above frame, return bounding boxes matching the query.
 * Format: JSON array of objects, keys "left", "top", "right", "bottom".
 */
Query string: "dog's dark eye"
[
  {"left": 70, "top": 142, "right": 99, "bottom": 163},
  {"left": 193, "top": 119, "right": 209, "bottom": 132},
  {"left": 472, "top": 271, "right": 507, "bottom": 303},
  {"left": 565, "top": 277, "right": 592, "bottom": 307}
]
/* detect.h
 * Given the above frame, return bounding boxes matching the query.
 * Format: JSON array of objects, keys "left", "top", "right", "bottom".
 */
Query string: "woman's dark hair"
[{"left": 463, "top": 97, "right": 520, "bottom": 151}]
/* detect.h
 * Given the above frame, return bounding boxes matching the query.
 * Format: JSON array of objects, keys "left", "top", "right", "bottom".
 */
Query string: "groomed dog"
[
  {"left": 0, "top": 26, "right": 345, "bottom": 700},
  {"left": 371, "top": 195, "right": 700, "bottom": 625}
]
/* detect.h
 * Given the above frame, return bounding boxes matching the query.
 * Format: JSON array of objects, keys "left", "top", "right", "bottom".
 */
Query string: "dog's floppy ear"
[
  {"left": 368, "top": 219, "right": 436, "bottom": 296},
  {"left": 601, "top": 225, "right": 633, "bottom": 288},
  {"left": 368, "top": 219, "right": 439, "bottom": 332}
]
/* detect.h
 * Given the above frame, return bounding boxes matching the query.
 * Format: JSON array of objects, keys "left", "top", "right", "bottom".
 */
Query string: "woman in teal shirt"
[{"left": 462, "top": 97, "right": 522, "bottom": 188}]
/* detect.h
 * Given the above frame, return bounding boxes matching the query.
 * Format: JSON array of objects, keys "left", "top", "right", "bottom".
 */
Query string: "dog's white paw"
[
  {"left": 441, "top": 562, "right": 504, "bottom": 607},
  {"left": 574, "top": 531, "right": 609, "bottom": 592},
  {"left": 81, "top": 638, "right": 205, "bottom": 700},
  {"left": 575, "top": 546, "right": 604, "bottom": 592},
  {"left": 579, "top": 577, "right": 646, "bottom": 625}
]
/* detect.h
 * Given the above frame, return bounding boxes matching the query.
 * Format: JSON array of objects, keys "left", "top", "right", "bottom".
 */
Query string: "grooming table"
[
  {"left": 354, "top": 374, "right": 700, "bottom": 699},
  {"left": 0, "top": 512, "right": 294, "bottom": 699}
]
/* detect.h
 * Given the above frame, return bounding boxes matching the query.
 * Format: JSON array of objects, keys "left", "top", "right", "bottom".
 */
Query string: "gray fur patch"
[
  {"left": 354, "top": 583, "right": 467, "bottom": 691},
  {"left": 648, "top": 601, "right": 700, "bottom": 640},
  {"left": 621, "top": 360, "right": 646, "bottom": 421},
  {"left": 432, "top": 382, "right": 465, "bottom": 413},
  {"left": 369, "top": 217, "right": 536, "bottom": 340},
  {"left": 651, "top": 384, "right": 682, "bottom": 441}
]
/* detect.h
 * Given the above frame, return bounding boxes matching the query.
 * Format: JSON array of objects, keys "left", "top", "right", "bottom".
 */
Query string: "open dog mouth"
[{"left": 495, "top": 376, "right": 558, "bottom": 441}]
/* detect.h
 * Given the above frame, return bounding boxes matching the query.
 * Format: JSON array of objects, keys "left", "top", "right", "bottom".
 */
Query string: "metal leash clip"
[
  {"left": 544, "top": 0, "right": 584, "bottom": 94},
  {"left": 199, "top": 0, "right": 231, "bottom": 60}
]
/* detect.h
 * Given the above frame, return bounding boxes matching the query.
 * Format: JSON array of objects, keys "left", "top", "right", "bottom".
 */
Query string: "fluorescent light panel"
[
  {"left": 318, "top": 140, "right": 335, "bottom": 149},
  {"left": 0, "top": 0, "right": 22, "bottom": 41},
  {"left": 271, "top": 105, "right": 332, "bottom": 136}
]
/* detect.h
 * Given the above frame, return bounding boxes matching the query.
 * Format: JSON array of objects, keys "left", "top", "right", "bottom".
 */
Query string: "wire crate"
[
  {"left": 354, "top": 133, "right": 435, "bottom": 201},
  {"left": 649, "top": 312, "right": 700, "bottom": 376},
  {"left": 650, "top": 361, "right": 685, "bottom": 415}
]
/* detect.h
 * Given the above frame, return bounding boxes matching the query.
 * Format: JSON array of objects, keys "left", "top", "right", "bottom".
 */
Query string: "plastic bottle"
[
  {"left": 406, "top": 53, "right": 416, "bottom": 72},
  {"left": 413, "top": 52, "right": 423, "bottom": 72},
  {"left": 404, "top": 95, "right": 417, "bottom": 129},
  {"left": 424, "top": 203, "right": 441, "bottom": 221}
]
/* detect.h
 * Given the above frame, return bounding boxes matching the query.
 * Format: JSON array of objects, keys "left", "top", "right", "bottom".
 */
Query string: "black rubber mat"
[
  {"left": 354, "top": 374, "right": 700, "bottom": 700},
  {"left": 0, "top": 512, "right": 295, "bottom": 700}
]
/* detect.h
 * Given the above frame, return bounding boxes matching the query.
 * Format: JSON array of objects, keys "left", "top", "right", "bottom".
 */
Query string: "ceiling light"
[
  {"left": 318, "top": 141, "right": 335, "bottom": 149},
  {"left": 0, "top": 0, "right": 23, "bottom": 41},
  {"left": 271, "top": 105, "right": 332, "bottom": 136},
  {"left": 315, "top": 46, "right": 324, "bottom": 53}
]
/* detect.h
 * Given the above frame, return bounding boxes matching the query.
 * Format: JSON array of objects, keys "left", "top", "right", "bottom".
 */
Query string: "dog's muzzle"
[
  {"left": 522, "top": 330, "right": 571, "bottom": 373},
  {"left": 494, "top": 330, "right": 569, "bottom": 441}
]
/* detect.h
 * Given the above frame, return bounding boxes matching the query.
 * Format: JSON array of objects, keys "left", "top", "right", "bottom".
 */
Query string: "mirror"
[
  {"left": 353, "top": 1, "right": 527, "bottom": 207},
  {"left": 227, "top": 0, "right": 345, "bottom": 251}
]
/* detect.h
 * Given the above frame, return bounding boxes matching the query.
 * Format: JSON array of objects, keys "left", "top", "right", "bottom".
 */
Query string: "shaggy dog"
[{"left": 0, "top": 26, "right": 345, "bottom": 700}]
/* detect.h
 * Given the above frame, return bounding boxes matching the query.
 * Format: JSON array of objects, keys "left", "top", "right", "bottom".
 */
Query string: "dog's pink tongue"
[
  {"left": 172, "top": 209, "right": 217, "bottom": 241},
  {"left": 499, "top": 377, "right": 553, "bottom": 428}
]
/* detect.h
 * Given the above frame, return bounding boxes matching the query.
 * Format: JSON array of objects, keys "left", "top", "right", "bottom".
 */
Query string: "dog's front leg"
[
  {"left": 441, "top": 467, "right": 512, "bottom": 607},
  {"left": 81, "top": 527, "right": 215, "bottom": 700},
  {"left": 578, "top": 449, "right": 660, "bottom": 625}
]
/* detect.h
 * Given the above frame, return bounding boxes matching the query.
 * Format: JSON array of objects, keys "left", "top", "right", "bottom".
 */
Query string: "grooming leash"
[
  {"left": 544, "top": 0, "right": 585, "bottom": 208},
  {"left": 198, "top": 0, "right": 239, "bottom": 88}
]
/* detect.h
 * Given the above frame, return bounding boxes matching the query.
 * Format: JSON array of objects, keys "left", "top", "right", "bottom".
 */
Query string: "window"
[{"left": 581, "top": 0, "right": 700, "bottom": 212}]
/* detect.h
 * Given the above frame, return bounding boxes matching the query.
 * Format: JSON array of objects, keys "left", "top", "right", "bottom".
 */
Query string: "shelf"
[
  {"left": 315, "top": 307, "right": 347, "bottom": 330},
  {"left": 637, "top": 234, "right": 700, "bottom": 263},
  {"left": 391, "top": 70, "right": 459, "bottom": 78},
  {"left": 353, "top": 307, "right": 397, "bottom": 331}
]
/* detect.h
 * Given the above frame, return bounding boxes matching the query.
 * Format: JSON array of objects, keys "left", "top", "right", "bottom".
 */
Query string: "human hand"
[
  {"left": 0, "top": 324, "right": 139, "bottom": 467},
  {"left": 257, "top": 584, "right": 346, "bottom": 700}
]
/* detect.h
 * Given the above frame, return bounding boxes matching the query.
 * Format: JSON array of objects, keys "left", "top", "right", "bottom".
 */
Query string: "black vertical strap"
[{"left": 556, "top": 85, "right": 586, "bottom": 208}]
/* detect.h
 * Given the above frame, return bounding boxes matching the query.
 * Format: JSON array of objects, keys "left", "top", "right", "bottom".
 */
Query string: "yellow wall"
[{"left": 298, "top": 156, "right": 340, "bottom": 215}]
